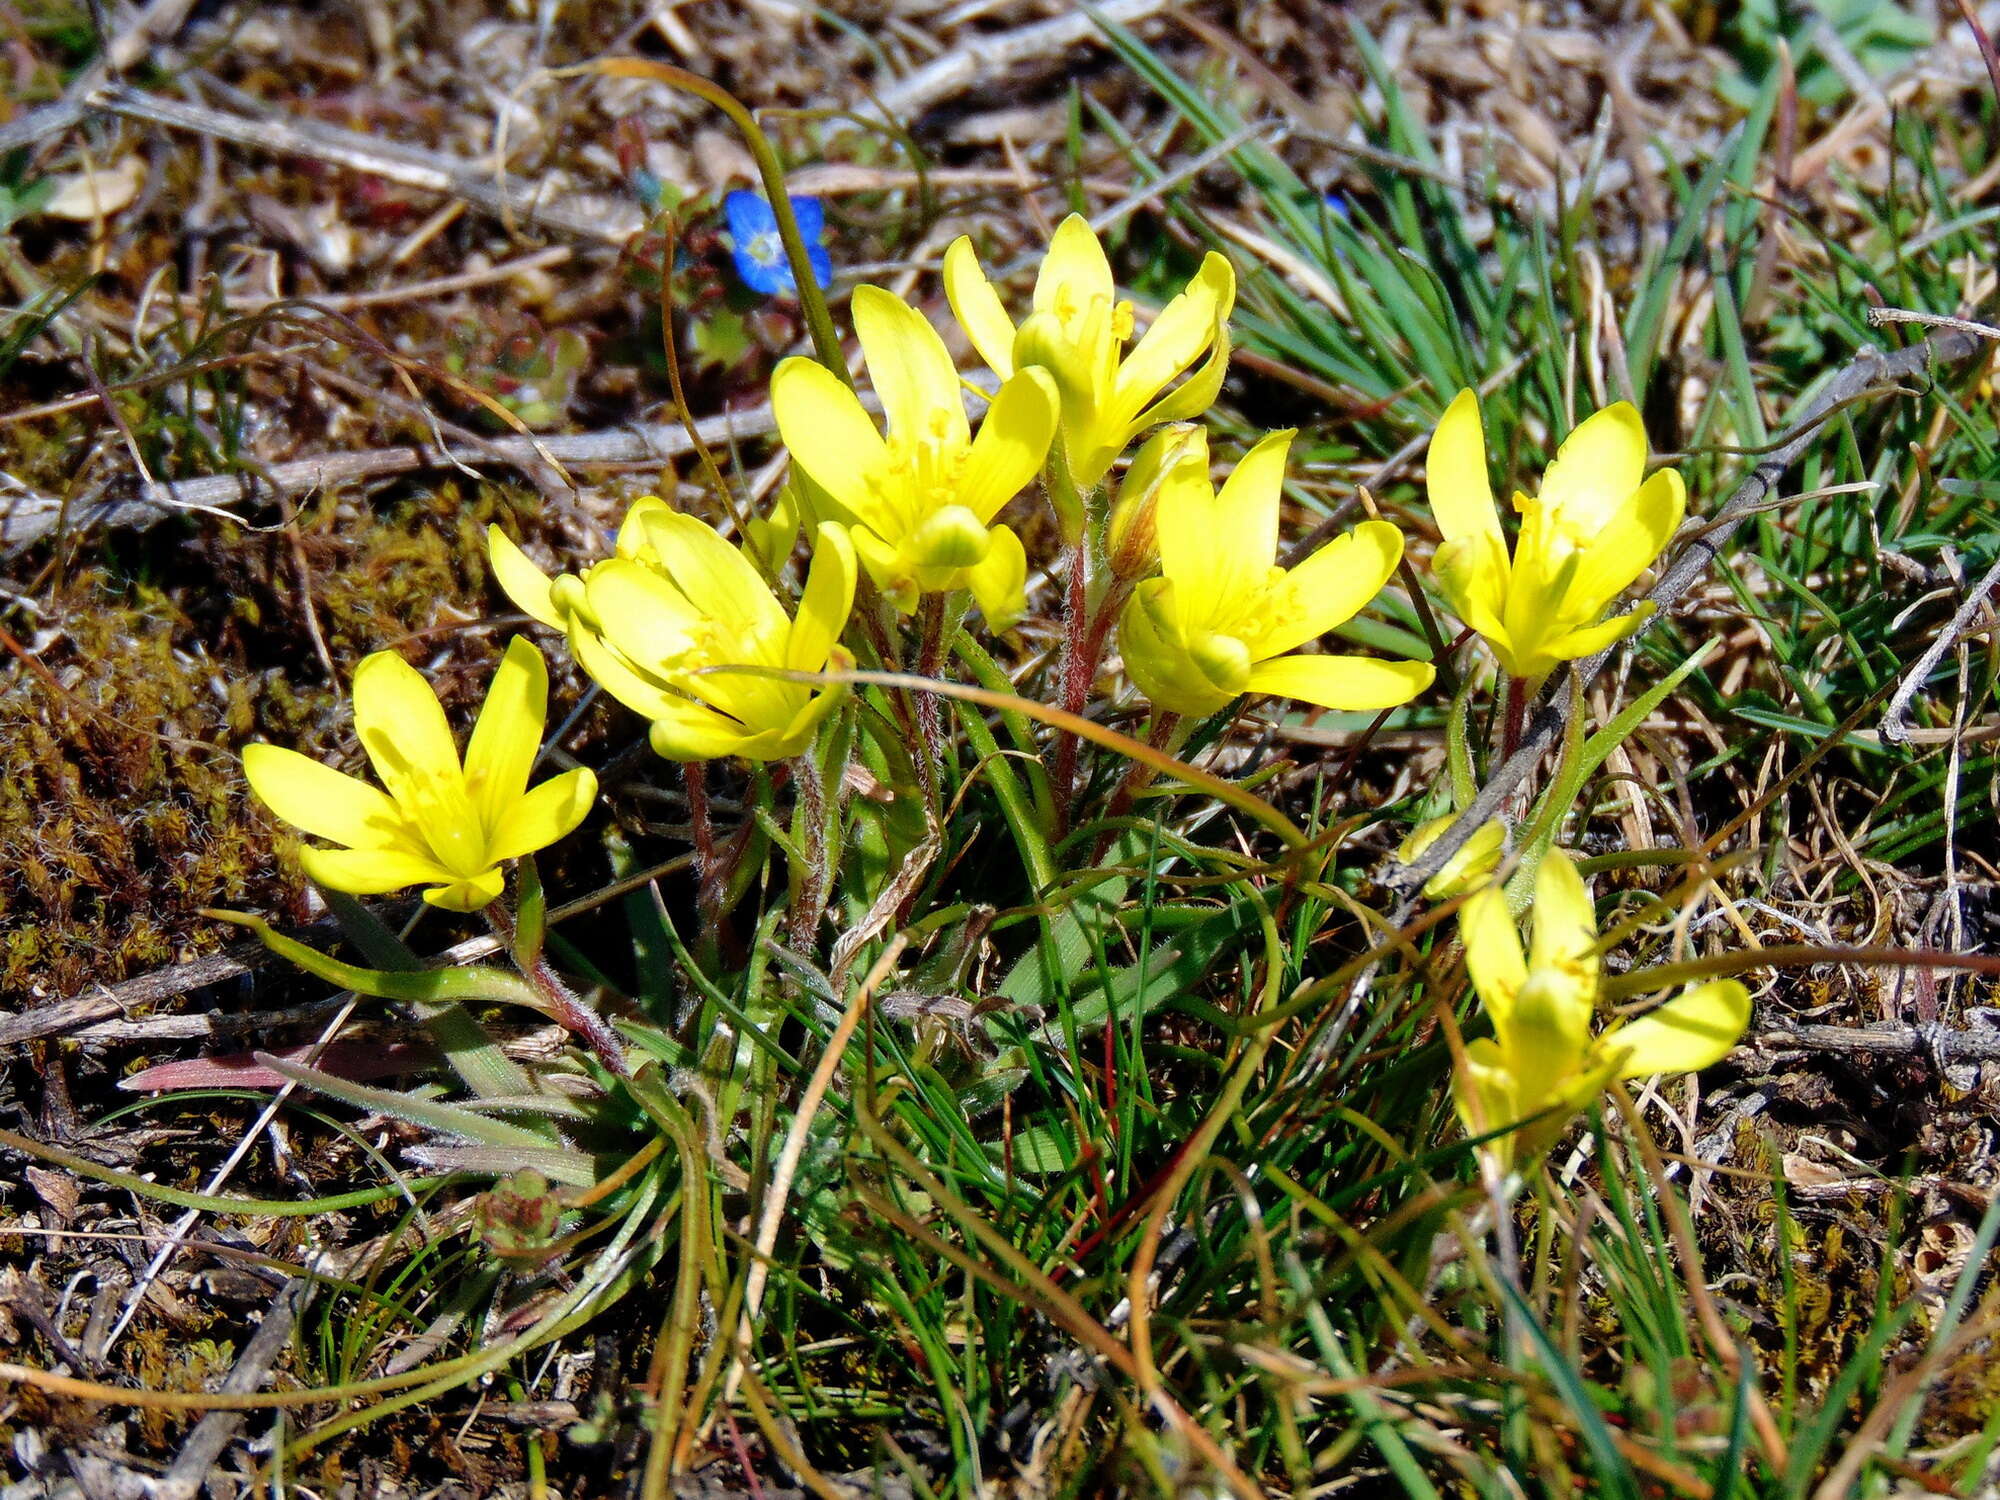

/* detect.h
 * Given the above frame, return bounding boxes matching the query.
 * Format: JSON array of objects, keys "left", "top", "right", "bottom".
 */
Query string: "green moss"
[{"left": 0, "top": 479, "right": 558, "bottom": 999}]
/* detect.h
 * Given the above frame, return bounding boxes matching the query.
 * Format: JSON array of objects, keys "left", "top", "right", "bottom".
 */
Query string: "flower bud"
[
  {"left": 746, "top": 482, "right": 801, "bottom": 574},
  {"left": 1107, "top": 424, "right": 1207, "bottom": 583},
  {"left": 1399, "top": 814, "right": 1506, "bottom": 900}
]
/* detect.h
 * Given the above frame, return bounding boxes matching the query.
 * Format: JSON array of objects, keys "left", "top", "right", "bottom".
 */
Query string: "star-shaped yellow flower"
[
  {"left": 490, "top": 501, "right": 856, "bottom": 763},
  {"left": 769, "top": 285, "right": 1056, "bottom": 627},
  {"left": 1116, "top": 428, "right": 1434, "bottom": 719},
  {"left": 1454, "top": 850, "right": 1750, "bottom": 1171},
  {"left": 944, "top": 214, "right": 1234, "bottom": 491},
  {"left": 1428, "top": 389, "right": 1685, "bottom": 684},
  {"left": 243, "top": 640, "right": 596, "bottom": 911}
]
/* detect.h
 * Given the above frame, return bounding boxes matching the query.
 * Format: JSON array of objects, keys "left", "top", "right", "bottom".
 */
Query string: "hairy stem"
[
  {"left": 913, "top": 592, "right": 948, "bottom": 806},
  {"left": 789, "top": 750, "right": 830, "bottom": 951},
  {"left": 485, "top": 901, "right": 628, "bottom": 1077},
  {"left": 1046, "top": 533, "right": 1095, "bottom": 836}
]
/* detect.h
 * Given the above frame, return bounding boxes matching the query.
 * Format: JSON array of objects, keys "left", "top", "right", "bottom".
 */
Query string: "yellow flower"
[
  {"left": 1428, "top": 389, "right": 1685, "bottom": 684},
  {"left": 1454, "top": 850, "right": 1750, "bottom": 1172},
  {"left": 944, "top": 214, "right": 1234, "bottom": 490},
  {"left": 1398, "top": 814, "right": 1505, "bottom": 900},
  {"left": 489, "top": 503, "right": 857, "bottom": 763},
  {"left": 1115, "top": 428, "right": 1435, "bottom": 719},
  {"left": 243, "top": 640, "right": 597, "bottom": 912},
  {"left": 769, "top": 285, "right": 1057, "bottom": 627}
]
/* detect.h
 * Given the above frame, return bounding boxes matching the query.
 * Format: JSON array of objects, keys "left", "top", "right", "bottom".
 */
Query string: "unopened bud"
[
  {"left": 1399, "top": 814, "right": 1506, "bottom": 900},
  {"left": 1108, "top": 424, "right": 1207, "bottom": 582},
  {"left": 746, "top": 482, "right": 802, "bottom": 573}
]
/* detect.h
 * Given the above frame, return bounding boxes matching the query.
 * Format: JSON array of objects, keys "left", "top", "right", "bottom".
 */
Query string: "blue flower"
[{"left": 724, "top": 189, "right": 832, "bottom": 296}]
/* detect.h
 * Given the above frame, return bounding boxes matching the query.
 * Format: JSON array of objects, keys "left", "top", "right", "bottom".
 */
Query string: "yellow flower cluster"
[{"left": 233, "top": 210, "right": 1745, "bottom": 1147}]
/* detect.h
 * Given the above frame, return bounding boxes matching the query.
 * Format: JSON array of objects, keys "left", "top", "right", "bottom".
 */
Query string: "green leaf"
[{"left": 253, "top": 1053, "right": 574, "bottom": 1162}]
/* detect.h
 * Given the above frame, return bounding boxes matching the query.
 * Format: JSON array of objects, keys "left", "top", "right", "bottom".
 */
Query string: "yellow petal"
[
  {"left": 1426, "top": 389, "right": 1503, "bottom": 547},
  {"left": 298, "top": 844, "right": 459, "bottom": 897},
  {"left": 959, "top": 367, "right": 1058, "bottom": 522},
  {"left": 853, "top": 284, "right": 967, "bottom": 451},
  {"left": 352, "top": 651, "right": 459, "bottom": 792},
  {"left": 905, "top": 505, "right": 993, "bottom": 574},
  {"left": 1248, "top": 519, "right": 1406, "bottom": 658},
  {"left": 1565, "top": 467, "right": 1685, "bottom": 613},
  {"left": 1118, "top": 580, "right": 1232, "bottom": 719},
  {"left": 242, "top": 743, "right": 407, "bottom": 852},
  {"left": 1148, "top": 437, "right": 1220, "bottom": 627},
  {"left": 421, "top": 865, "right": 508, "bottom": 912},
  {"left": 1189, "top": 630, "right": 1254, "bottom": 698},
  {"left": 766, "top": 672, "right": 849, "bottom": 759},
  {"left": 463, "top": 638, "right": 549, "bottom": 842},
  {"left": 569, "top": 621, "right": 686, "bottom": 722},
  {"left": 745, "top": 483, "right": 801, "bottom": 574},
  {"left": 1432, "top": 532, "right": 1513, "bottom": 647},
  {"left": 1013, "top": 308, "right": 1100, "bottom": 425},
  {"left": 1539, "top": 603, "right": 1654, "bottom": 667},
  {"left": 646, "top": 698, "right": 760, "bottom": 761},
  {"left": 1538, "top": 401, "right": 1648, "bottom": 535},
  {"left": 487, "top": 766, "right": 598, "bottom": 862},
  {"left": 1502, "top": 968, "right": 1594, "bottom": 1095},
  {"left": 1528, "top": 850, "right": 1600, "bottom": 981},
  {"left": 1413, "top": 818, "right": 1506, "bottom": 901},
  {"left": 787, "top": 522, "right": 858, "bottom": 673},
  {"left": 964, "top": 522, "right": 1027, "bottom": 630},
  {"left": 586, "top": 558, "right": 702, "bottom": 674},
  {"left": 771, "top": 356, "right": 890, "bottom": 523},
  {"left": 487, "top": 528, "right": 564, "bottom": 629},
  {"left": 1111, "top": 327, "right": 1230, "bottom": 484},
  {"left": 1032, "top": 214, "right": 1114, "bottom": 323},
  {"left": 1244, "top": 653, "right": 1434, "bottom": 711},
  {"left": 1458, "top": 885, "right": 1526, "bottom": 1019},
  {"left": 847, "top": 524, "right": 919, "bottom": 613},
  {"left": 615, "top": 495, "right": 676, "bottom": 559},
  {"left": 350, "top": 651, "right": 484, "bottom": 876},
  {"left": 1159, "top": 431, "right": 1289, "bottom": 636},
  {"left": 1455, "top": 1035, "right": 1520, "bottom": 1150},
  {"left": 646, "top": 509, "right": 790, "bottom": 647},
  {"left": 1203, "top": 429, "right": 1292, "bottom": 619},
  {"left": 1605, "top": 981, "right": 1751, "bottom": 1079},
  {"left": 1112, "top": 251, "right": 1233, "bottom": 420},
  {"left": 943, "top": 236, "right": 1017, "bottom": 378}
]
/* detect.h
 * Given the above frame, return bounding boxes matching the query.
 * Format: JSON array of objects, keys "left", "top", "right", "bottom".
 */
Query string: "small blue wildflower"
[{"left": 724, "top": 189, "right": 832, "bottom": 295}]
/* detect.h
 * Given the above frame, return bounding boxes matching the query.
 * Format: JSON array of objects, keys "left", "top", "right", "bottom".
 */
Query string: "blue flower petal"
[
  {"left": 788, "top": 195, "right": 825, "bottom": 242},
  {"left": 724, "top": 189, "right": 775, "bottom": 245},
  {"left": 723, "top": 189, "right": 832, "bottom": 297}
]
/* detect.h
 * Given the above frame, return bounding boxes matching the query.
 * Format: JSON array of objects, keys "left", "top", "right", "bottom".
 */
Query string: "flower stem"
[
  {"left": 1501, "top": 675, "right": 1530, "bottom": 762},
  {"left": 485, "top": 900, "right": 629, "bottom": 1077},
  {"left": 914, "top": 592, "right": 948, "bottom": 804},
  {"left": 789, "top": 750, "right": 830, "bottom": 951},
  {"left": 578, "top": 60, "right": 850, "bottom": 386},
  {"left": 684, "top": 760, "right": 723, "bottom": 956},
  {"left": 1046, "top": 534, "right": 1096, "bottom": 837}
]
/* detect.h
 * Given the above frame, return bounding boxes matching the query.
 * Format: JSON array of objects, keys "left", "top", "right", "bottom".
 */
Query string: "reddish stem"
[
  {"left": 486, "top": 901, "right": 629, "bottom": 1077},
  {"left": 1501, "top": 676, "right": 1530, "bottom": 763},
  {"left": 913, "top": 592, "right": 947, "bottom": 808},
  {"left": 1047, "top": 535, "right": 1098, "bottom": 836}
]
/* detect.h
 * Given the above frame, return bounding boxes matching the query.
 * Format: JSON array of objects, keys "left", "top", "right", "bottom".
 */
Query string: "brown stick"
[{"left": 0, "top": 404, "right": 785, "bottom": 550}]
